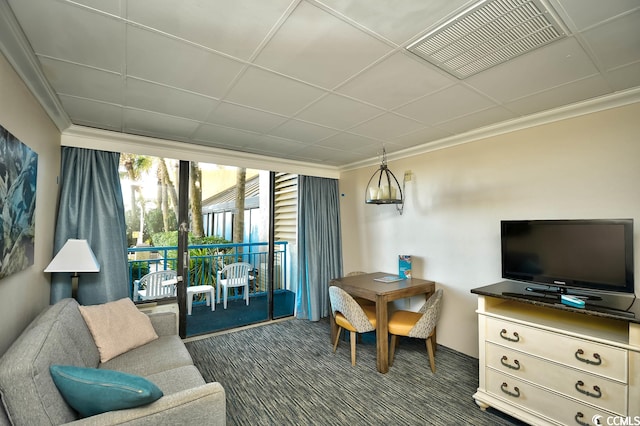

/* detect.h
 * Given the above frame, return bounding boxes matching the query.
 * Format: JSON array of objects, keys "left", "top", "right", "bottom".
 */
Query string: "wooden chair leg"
[
  {"left": 389, "top": 334, "right": 398, "bottom": 366},
  {"left": 426, "top": 337, "right": 436, "bottom": 373},
  {"left": 333, "top": 327, "right": 342, "bottom": 353},
  {"left": 350, "top": 331, "right": 357, "bottom": 366},
  {"left": 432, "top": 328, "right": 437, "bottom": 354}
]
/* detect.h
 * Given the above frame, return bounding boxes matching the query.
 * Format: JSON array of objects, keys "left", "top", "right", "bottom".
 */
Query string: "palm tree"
[
  {"left": 120, "top": 154, "right": 152, "bottom": 244},
  {"left": 157, "top": 158, "right": 178, "bottom": 232},
  {"left": 190, "top": 162, "right": 204, "bottom": 237},
  {"left": 233, "top": 167, "right": 246, "bottom": 251}
]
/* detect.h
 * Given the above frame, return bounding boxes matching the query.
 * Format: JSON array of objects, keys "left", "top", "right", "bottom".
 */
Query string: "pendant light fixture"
[{"left": 365, "top": 147, "right": 405, "bottom": 215}]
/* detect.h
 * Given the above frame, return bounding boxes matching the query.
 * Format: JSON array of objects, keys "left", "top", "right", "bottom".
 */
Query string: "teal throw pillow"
[{"left": 50, "top": 365, "right": 163, "bottom": 417}]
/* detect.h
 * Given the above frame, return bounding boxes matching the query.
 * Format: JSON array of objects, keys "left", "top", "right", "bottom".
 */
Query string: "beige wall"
[
  {"left": 0, "top": 53, "right": 60, "bottom": 355},
  {"left": 339, "top": 102, "right": 640, "bottom": 357}
]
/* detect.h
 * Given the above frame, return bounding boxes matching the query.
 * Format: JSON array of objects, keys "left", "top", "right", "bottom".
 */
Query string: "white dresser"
[{"left": 472, "top": 282, "right": 640, "bottom": 426}]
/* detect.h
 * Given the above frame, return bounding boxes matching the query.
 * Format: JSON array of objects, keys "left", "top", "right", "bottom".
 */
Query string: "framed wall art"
[{"left": 0, "top": 125, "right": 38, "bottom": 279}]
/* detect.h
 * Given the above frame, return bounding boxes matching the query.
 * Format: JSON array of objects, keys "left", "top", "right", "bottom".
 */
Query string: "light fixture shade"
[
  {"left": 44, "top": 239, "right": 100, "bottom": 273},
  {"left": 364, "top": 147, "right": 405, "bottom": 214}
]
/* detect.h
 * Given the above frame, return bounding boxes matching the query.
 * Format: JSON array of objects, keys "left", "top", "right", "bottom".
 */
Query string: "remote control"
[{"left": 560, "top": 294, "right": 585, "bottom": 308}]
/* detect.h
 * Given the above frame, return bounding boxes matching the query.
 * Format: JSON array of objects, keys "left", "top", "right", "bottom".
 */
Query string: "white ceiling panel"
[
  {"left": 466, "top": 38, "right": 600, "bottom": 103},
  {"left": 124, "top": 78, "right": 217, "bottom": 122},
  {"left": 8, "top": 0, "right": 124, "bottom": 72},
  {"left": 268, "top": 119, "right": 338, "bottom": 143},
  {"left": 2, "top": 0, "right": 639, "bottom": 168},
  {"left": 127, "top": 0, "right": 294, "bottom": 60},
  {"left": 225, "top": 67, "right": 325, "bottom": 116},
  {"left": 336, "top": 52, "right": 454, "bottom": 109},
  {"left": 123, "top": 109, "right": 200, "bottom": 141},
  {"left": 297, "top": 94, "right": 383, "bottom": 129},
  {"left": 254, "top": 1, "right": 392, "bottom": 89},
  {"left": 396, "top": 85, "right": 496, "bottom": 126},
  {"left": 58, "top": 95, "right": 123, "bottom": 131},
  {"left": 581, "top": 10, "right": 640, "bottom": 70},
  {"left": 126, "top": 26, "right": 245, "bottom": 98},
  {"left": 39, "top": 58, "right": 123, "bottom": 105},
  {"left": 205, "top": 102, "right": 288, "bottom": 133}
]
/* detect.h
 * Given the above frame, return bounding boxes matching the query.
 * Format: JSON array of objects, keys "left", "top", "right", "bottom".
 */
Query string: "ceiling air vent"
[{"left": 406, "top": 0, "right": 568, "bottom": 79}]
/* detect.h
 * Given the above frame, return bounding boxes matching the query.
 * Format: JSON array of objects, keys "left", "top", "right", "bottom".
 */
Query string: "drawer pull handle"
[
  {"left": 499, "top": 329, "right": 520, "bottom": 342},
  {"left": 500, "top": 382, "right": 520, "bottom": 398},
  {"left": 575, "top": 380, "right": 602, "bottom": 399},
  {"left": 575, "top": 349, "right": 601, "bottom": 365},
  {"left": 500, "top": 355, "right": 521, "bottom": 370},
  {"left": 574, "top": 412, "right": 590, "bottom": 426}
]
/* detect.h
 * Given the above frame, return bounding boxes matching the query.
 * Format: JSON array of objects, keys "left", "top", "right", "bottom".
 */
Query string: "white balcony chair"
[
  {"left": 134, "top": 270, "right": 177, "bottom": 301},
  {"left": 216, "top": 262, "right": 252, "bottom": 309}
]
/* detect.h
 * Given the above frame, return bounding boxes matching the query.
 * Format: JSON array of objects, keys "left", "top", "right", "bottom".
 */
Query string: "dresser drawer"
[
  {"left": 487, "top": 343, "right": 628, "bottom": 415},
  {"left": 486, "top": 369, "right": 620, "bottom": 426},
  {"left": 486, "top": 317, "right": 628, "bottom": 381}
]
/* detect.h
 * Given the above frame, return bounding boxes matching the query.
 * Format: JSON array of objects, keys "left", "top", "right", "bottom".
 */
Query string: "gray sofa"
[{"left": 0, "top": 298, "right": 226, "bottom": 425}]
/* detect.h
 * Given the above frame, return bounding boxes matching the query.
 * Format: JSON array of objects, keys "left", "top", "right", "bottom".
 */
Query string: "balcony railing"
[{"left": 127, "top": 242, "right": 288, "bottom": 302}]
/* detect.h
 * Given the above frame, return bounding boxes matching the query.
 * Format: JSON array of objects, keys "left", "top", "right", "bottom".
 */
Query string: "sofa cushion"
[
  {"left": 100, "top": 335, "right": 194, "bottom": 377},
  {"left": 50, "top": 365, "right": 163, "bottom": 418},
  {"left": 79, "top": 298, "right": 158, "bottom": 363},
  {"left": 144, "top": 365, "right": 206, "bottom": 395}
]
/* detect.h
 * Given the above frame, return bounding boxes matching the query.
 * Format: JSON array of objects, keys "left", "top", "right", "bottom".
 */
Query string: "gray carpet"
[{"left": 185, "top": 318, "right": 524, "bottom": 426}]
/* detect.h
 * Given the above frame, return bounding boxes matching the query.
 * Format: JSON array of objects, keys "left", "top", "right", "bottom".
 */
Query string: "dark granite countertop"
[{"left": 472, "top": 281, "right": 639, "bottom": 324}]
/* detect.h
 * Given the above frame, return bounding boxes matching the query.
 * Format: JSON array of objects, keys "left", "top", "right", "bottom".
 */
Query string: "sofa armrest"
[
  {"left": 65, "top": 382, "right": 226, "bottom": 426},
  {"left": 147, "top": 312, "right": 177, "bottom": 336}
]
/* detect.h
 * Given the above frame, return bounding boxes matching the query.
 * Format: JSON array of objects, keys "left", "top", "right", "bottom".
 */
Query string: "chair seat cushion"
[
  {"left": 50, "top": 365, "right": 163, "bottom": 418},
  {"left": 388, "top": 310, "right": 422, "bottom": 336},
  {"left": 335, "top": 305, "right": 376, "bottom": 331}
]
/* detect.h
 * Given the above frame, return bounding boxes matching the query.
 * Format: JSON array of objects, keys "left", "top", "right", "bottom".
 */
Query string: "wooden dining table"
[{"left": 329, "top": 272, "right": 436, "bottom": 373}]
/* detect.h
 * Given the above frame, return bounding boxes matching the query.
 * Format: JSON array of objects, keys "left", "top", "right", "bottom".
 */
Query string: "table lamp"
[{"left": 44, "top": 239, "right": 100, "bottom": 298}]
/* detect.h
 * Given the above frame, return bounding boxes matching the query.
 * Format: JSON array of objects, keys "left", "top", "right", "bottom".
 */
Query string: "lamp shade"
[{"left": 44, "top": 239, "right": 100, "bottom": 273}]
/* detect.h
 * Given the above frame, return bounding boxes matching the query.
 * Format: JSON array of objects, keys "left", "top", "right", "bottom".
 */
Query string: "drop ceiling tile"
[
  {"left": 70, "top": 0, "right": 124, "bottom": 17},
  {"left": 246, "top": 135, "right": 311, "bottom": 156},
  {"left": 581, "top": 10, "right": 640, "bottom": 70},
  {"left": 127, "top": 0, "right": 293, "bottom": 60},
  {"left": 606, "top": 62, "right": 640, "bottom": 91},
  {"left": 297, "top": 94, "right": 383, "bottom": 129},
  {"left": 192, "top": 123, "right": 256, "bottom": 149},
  {"left": 388, "top": 126, "right": 452, "bottom": 148},
  {"left": 337, "top": 52, "right": 453, "bottom": 109},
  {"left": 124, "top": 78, "right": 217, "bottom": 121},
  {"left": 127, "top": 26, "right": 244, "bottom": 98},
  {"left": 124, "top": 109, "right": 200, "bottom": 141},
  {"left": 8, "top": 0, "right": 124, "bottom": 71},
  {"left": 289, "top": 145, "right": 360, "bottom": 165},
  {"left": 395, "top": 85, "right": 495, "bottom": 126},
  {"left": 254, "top": 1, "right": 392, "bottom": 89},
  {"left": 550, "top": 0, "right": 639, "bottom": 30},
  {"left": 58, "top": 95, "right": 123, "bottom": 131},
  {"left": 205, "top": 102, "right": 288, "bottom": 133},
  {"left": 39, "top": 57, "right": 123, "bottom": 104},
  {"left": 349, "top": 113, "right": 424, "bottom": 140},
  {"left": 505, "top": 75, "right": 611, "bottom": 116},
  {"left": 465, "top": 38, "right": 599, "bottom": 102},
  {"left": 225, "top": 67, "right": 326, "bottom": 116},
  {"left": 315, "top": 132, "right": 382, "bottom": 150},
  {"left": 268, "top": 119, "right": 338, "bottom": 143},
  {"left": 317, "top": 0, "right": 469, "bottom": 45},
  {"left": 435, "top": 107, "right": 517, "bottom": 135}
]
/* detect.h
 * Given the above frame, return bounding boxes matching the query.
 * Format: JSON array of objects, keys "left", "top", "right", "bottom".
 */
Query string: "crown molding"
[
  {"left": 0, "top": 0, "right": 71, "bottom": 131},
  {"left": 62, "top": 125, "right": 341, "bottom": 179},
  {"left": 341, "top": 86, "right": 640, "bottom": 172}
]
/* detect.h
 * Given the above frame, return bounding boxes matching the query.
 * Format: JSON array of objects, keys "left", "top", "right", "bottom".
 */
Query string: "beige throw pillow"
[{"left": 79, "top": 298, "right": 158, "bottom": 363}]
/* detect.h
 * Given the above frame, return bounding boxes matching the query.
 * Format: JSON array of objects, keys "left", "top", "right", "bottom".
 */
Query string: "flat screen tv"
[{"left": 501, "top": 219, "right": 634, "bottom": 295}]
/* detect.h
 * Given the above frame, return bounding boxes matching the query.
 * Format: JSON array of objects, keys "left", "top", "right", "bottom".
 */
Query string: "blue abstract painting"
[{"left": 0, "top": 125, "right": 38, "bottom": 279}]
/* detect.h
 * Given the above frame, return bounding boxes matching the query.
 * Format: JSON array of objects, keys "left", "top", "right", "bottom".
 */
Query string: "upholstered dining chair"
[
  {"left": 388, "top": 288, "right": 443, "bottom": 373},
  {"left": 216, "top": 262, "right": 252, "bottom": 309},
  {"left": 329, "top": 286, "right": 377, "bottom": 366},
  {"left": 134, "top": 270, "right": 177, "bottom": 301}
]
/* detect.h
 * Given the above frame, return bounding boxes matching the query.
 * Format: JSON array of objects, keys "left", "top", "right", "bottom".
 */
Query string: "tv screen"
[{"left": 501, "top": 219, "right": 634, "bottom": 294}]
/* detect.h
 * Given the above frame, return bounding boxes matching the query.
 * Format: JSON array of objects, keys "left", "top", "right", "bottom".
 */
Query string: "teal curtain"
[
  {"left": 50, "top": 147, "right": 129, "bottom": 305},
  {"left": 296, "top": 176, "right": 342, "bottom": 321}
]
